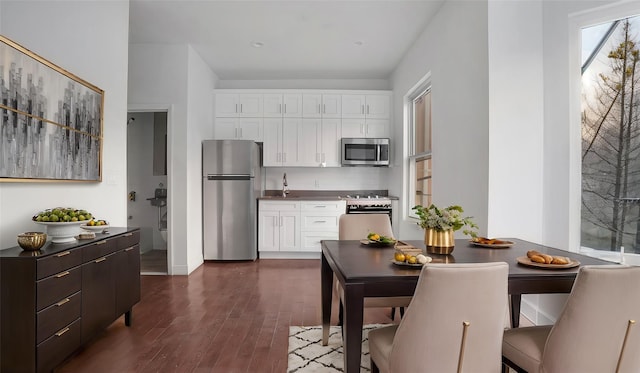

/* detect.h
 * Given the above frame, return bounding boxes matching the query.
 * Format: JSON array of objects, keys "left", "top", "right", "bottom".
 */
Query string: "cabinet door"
[
  {"left": 283, "top": 94, "right": 303, "bottom": 117},
  {"left": 341, "top": 94, "right": 366, "bottom": 118},
  {"left": 320, "top": 119, "right": 341, "bottom": 167},
  {"left": 299, "top": 119, "right": 321, "bottom": 166},
  {"left": 81, "top": 252, "right": 116, "bottom": 344},
  {"left": 341, "top": 119, "right": 365, "bottom": 138},
  {"left": 302, "top": 94, "right": 322, "bottom": 118},
  {"left": 115, "top": 245, "right": 141, "bottom": 318},
  {"left": 365, "top": 119, "right": 389, "bottom": 138},
  {"left": 279, "top": 212, "right": 300, "bottom": 251},
  {"left": 365, "top": 94, "right": 390, "bottom": 119},
  {"left": 258, "top": 211, "right": 280, "bottom": 252},
  {"left": 300, "top": 231, "right": 338, "bottom": 252},
  {"left": 239, "top": 94, "right": 263, "bottom": 117},
  {"left": 215, "top": 93, "right": 239, "bottom": 117},
  {"left": 263, "top": 118, "right": 282, "bottom": 166},
  {"left": 281, "top": 118, "right": 301, "bottom": 166},
  {"left": 238, "top": 118, "right": 263, "bottom": 141},
  {"left": 322, "top": 94, "right": 342, "bottom": 118},
  {"left": 214, "top": 118, "right": 239, "bottom": 139},
  {"left": 263, "top": 94, "right": 283, "bottom": 117}
]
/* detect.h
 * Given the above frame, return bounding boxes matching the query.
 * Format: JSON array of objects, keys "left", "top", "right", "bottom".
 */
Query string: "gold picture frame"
[{"left": 0, "top": 34, "right": 104, "bottom": 182}]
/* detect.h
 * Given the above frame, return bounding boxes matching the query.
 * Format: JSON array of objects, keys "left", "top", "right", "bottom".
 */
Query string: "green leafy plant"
[{"left": 412, "top": 204, "right": 478, "bottom": 237}]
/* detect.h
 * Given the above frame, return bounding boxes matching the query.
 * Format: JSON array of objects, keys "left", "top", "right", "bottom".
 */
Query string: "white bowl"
[
  {"left": 34, "top": 221, "right": 84, "bottom": 243},
  {"left": 80, "top": 224, "right": 110, "bottom": 232}
]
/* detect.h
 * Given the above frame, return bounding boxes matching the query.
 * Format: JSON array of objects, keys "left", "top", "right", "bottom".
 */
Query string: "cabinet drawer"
[
  {"left": 301, "top": 231, "right": 339, "bottom": 252},
  {"left": 117, "top": 230, "right": 140, "bottom": 250},
  {"left": 37, "top": 318, "right": 81, "bottom": 373},
  {"left": 259, "top": 201, "right": 300, "bottom": 211},
  {"left": 37, "top": 291, "right": 81, "bottom": 344},
  {"left": 301, "top": 215, "right": 340, "bottom": 231},
  {"left": 36, "top": 248, "right": 82, "bottom": 280},
  {"left": 82, "top": 238, "right": 117, "bottom": 262},
  {"left": 37, "top": 267, "right": 81, "bottom": 311},
  {"left": 301, "top": 201, "right": 346, "bottom": 212}
]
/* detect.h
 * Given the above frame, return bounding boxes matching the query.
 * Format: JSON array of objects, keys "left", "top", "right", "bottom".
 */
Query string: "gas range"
[{"left": 344, "top": 194, "right": 392, "bottom": 208}]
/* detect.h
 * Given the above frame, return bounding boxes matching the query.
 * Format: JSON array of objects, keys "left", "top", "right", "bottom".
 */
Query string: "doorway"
[{"left": 127, "top": 110, "right": 169, "bottom": 274}]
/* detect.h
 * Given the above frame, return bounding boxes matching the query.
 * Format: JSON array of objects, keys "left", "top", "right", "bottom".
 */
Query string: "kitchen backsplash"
[{"left": 262, "top": 167, "right": 389, "bottom": 191}]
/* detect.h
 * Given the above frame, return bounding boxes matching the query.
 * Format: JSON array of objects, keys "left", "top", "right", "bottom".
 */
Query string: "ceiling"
[{"left": 128, "top": 0, "right": 444, "bottom": 81}]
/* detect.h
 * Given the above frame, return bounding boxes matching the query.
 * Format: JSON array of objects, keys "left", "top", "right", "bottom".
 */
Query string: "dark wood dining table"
[{"left": 320, "top": 238, "right": 615, "bottom": 373}]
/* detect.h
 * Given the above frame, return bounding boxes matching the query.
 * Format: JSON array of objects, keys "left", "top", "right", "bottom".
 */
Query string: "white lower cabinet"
[
  {"left": 258, "top": 201, "right": 300, "bottom": 252},
  {"left": 259, "top": 200, "right": 346, "bottom": 257}
]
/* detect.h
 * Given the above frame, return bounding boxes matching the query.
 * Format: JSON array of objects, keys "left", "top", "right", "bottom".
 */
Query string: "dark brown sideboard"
[{"left": 0, "top": 227, "right": 141, "bottom": 373}]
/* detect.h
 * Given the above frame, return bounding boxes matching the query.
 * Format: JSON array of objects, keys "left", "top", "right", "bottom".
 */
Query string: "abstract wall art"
[{"left": 0, "top": 35, "right": 104, "bottom": 182}]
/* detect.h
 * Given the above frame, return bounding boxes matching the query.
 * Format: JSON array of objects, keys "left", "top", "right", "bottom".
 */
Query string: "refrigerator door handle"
[{"left": 207, "top": 175, "right": 252, "bottom": 181}]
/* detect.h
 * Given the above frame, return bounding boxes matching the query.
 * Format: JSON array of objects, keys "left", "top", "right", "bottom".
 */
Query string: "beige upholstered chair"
[
  {"left": 336, "top": 214, "right": 412, "bottom": 322},
  {"left": 502, "top": 265, "right": 640, "bottom": 373},
  {"left": 369, "top": 262, "right": 509, "bottom": 373}
]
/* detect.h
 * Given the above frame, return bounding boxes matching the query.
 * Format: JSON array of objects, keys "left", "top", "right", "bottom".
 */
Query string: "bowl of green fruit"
[{"left": 32, "top": 207, "right": 94, "bottom": 243}]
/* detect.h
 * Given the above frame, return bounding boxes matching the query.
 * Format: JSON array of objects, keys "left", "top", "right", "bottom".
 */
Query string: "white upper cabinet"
[
  {"left": 341, "top": 94, "right": 390, "bottom": 119},
  {"left": 341, "top": 118, "right": 389, "bottom": 138},
  {"left": 303, "top": 94, "right": 342, "bottom": 118},
  {"left": 263, "top": 118, "right": 303, "bottom": 166},
  {"left": 299, "top": 118, "right": 341, "bottom": 167},
  {"left": 215, "top": 93, "right": 263, "bottom": 117},
  {"left": 262, "top": 93, "right": 303, "bottom": 117},
  {"left": 213, "top": 118, "right": 263, "bottom": 141}
]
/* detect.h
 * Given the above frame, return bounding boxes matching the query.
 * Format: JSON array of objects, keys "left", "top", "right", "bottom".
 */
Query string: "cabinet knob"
[
  {"left": 55, "top": 327, "right": 70, "bottom": 337},
  {"left": 55, "top": 271, "right": 70, "bottom": 278},
  {"left": 55, "top": 251, "right": 71, "bottom": 257},
  {"left": 94, "top": 257, "right": 107, "bottom": 263},
  {"left": 55, "top": 298, "right": 71, "bottom": 307}
]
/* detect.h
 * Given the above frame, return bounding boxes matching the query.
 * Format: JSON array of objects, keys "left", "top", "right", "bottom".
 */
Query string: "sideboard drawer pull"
[
  {"left": 96, "top": 240, "right": 108, "bottom": 245},
  {"left": 124, "top": 233, "right": 133, "bottom": 237},
  {"left": 55, "top": 251, "right": 71, "bottom": 257},
  {"left": 55, "top": 327, "right": 70, "bottom": 337},
  {"left": 55, "top": 298, "right": 70, "bottom": 307},
  {"left": 94, "top": 257, "right": 107, "bottom": 263},
  {"left": 55, "top": 271, "right": 70, "bottom": 278},
  {"left": 125, "top": 247, "right": 135, "bottom": 252}
]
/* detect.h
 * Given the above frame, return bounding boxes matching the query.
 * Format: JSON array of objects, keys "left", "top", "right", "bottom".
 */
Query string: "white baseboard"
[{"left": 258, "top": 251, "right": 320, "bottom": 259}]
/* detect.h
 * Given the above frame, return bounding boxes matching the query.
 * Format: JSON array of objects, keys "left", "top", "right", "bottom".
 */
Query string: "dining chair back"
[
  {"left": 503, "top": 265, "right": 640, "bottom": 373},
  {"left": 336, "top": 213, "right": 410, "bottom": 323},
  {"left": 338, "top": 213, "right": 394, "bottom": 240},
  {"left": 369, "top": 262, "right": 509, "bottom": 373}
]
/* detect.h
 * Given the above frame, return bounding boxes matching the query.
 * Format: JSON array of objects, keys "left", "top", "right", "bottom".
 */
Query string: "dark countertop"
[
  {"left": 260, "top": 190, "right": 398, "bottom": 201},
  {"left": 0, "top": 226, "right": 139, "bottom": 258}
]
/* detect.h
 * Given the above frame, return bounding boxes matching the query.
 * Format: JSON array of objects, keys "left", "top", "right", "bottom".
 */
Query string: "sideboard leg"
[{"left": 125, "top": 310, "right": 132, "bottom": 326}]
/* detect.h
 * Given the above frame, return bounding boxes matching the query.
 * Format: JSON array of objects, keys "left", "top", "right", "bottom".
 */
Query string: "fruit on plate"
[
  {"left": 33, "top": 207, "right": 93, "bottom": 223},
  {"left": 367, "top": 232, "right": 395, "bottom": 244},
  {"left": 394, "top": 252, "right": 406, "bottom": 262},
  {"left": 472, "top": 237, "right": 510, "bottom": 245},
  {"left": 394, "top": 251, "right": 432, "bottom": 265},
  {"left": 86, "top": 219, "right": 108, "bottom": 226}
]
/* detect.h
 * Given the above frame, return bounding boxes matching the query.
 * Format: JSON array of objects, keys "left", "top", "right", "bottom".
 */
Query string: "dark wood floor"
[{"left": 55, "top": 259, "right": 394, "bottom": 373}]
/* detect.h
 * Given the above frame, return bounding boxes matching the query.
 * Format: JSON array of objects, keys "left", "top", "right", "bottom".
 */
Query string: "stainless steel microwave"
[{"left": 341, "top": 138, "right": 390, "bottom": 166}]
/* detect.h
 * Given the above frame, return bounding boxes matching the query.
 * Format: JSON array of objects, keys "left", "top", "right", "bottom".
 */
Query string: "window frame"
[{"left": 406, "top": 76, "right": 432, "bottom": 220}]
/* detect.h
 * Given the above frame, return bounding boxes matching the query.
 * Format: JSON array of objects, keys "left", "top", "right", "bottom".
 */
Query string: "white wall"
[
  {"left": 128, "top": 43, "right": 216, "bottom": 274},
  {"left": 0, "top": 1, "right": 129, "bottom": 248},
  {"left": 389, "top": 0, "right": 490, "bottom": 240},
  {"left": 218, "top": 79, "right": 390, "bottom": 90}
]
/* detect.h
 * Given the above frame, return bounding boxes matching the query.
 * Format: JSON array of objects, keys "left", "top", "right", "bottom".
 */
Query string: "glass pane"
[
  {"left": 415, "top": 157, "right": 431, "bottom": 207},
  {"left": 581, "top": 16, "right": 640, "bottom": 253},
  {"left": 414, "top": 90, "right": 431, "bottom": 154}
]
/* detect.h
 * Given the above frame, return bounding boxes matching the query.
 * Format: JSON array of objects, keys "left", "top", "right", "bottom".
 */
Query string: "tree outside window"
[{"left": 582, "top": 17, "right": 640, "bottom": 254}]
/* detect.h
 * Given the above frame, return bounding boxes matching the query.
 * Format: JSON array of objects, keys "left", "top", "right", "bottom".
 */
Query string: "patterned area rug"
[{"left": 287, "top": 324, "right": 389, "bottom": 373}]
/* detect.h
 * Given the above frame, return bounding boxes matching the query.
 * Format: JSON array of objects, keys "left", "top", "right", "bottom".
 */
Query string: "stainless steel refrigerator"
[{"left": 202, "top": 140, "right": 261, "bottom": 260}]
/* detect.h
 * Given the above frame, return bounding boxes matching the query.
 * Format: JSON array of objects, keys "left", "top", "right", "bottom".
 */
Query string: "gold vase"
[{"left": 425, "top": 228, "right": 455, "bottom": 254}]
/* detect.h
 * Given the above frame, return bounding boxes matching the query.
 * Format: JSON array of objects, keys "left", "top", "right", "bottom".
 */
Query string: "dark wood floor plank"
[{"left": 54, "top": 259, "right": 397, "bottom": 373}]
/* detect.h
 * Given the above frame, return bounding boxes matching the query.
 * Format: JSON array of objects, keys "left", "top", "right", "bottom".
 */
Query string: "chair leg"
[
  {"left": 399, "top": 307, "right": 405, "bottom": 318},
  {"left": 371, "top": 357, "right": 380, "bottom": 373},
  {"left": 338, "top": 299, "right": 344, "bottom": 326},
  {"left": 390, "top": 307, "right": 396, "bottom": 320},
  {"left": 502, "top": 356, "right": 528, "bottom": 373}
]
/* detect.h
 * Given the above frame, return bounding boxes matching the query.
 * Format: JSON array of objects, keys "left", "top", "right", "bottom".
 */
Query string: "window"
[
  {"left": 581, "top": 16, "right": 640, "bottom": 254},
  {"left": 408, "top": 84, "right": 432, "bottom": 215}
]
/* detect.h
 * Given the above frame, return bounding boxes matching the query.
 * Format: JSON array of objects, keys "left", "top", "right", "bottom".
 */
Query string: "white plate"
[
  {"left": 81, "top": 224, "right": 110, "bottom": 231},
  {"left": 516, "top": 256, "right": 580, "bottom": 269},
  {"left": 470, "top": 238, "right": 514, "bottom": 249},
  {"left": 391, "top": 260, "right": 424, "bottom": 267}
]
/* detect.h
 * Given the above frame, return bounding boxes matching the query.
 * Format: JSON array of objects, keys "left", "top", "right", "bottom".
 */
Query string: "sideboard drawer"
[
  {"left": 117, "top": 230, "right": 140, "bottom": 250},
  {"left": 37, "top": 318, "right": 81, "bottom": 373},
  {"left": 83, "top": 238, "right": 117, "bottom": 262},
  {"left": 36, "top": 291, "right": 81, "bottom": 344},
  {"left": 36, "top": 267, "right": 81, "bottom": 311},
  {"left": 36, "top": 248, "right": 82, "bottom": 280}
]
